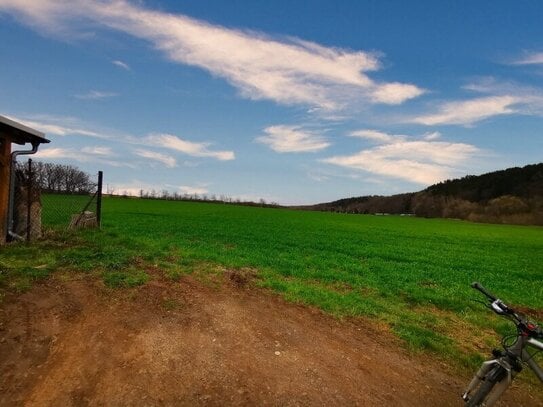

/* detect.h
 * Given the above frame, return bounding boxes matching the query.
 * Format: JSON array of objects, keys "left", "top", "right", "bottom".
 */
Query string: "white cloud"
[
  {"left": 7, "top": 112, "right": 234, "bottom": 163},
  {"left": 34, "top": 145, "right": 132, "bottom": 167},
  {"left": 147, "top": 133, "right": 235, "bottom": 161},
  {"left": 178, "top": 185, "right": 209, "bottom": 195},
  {"left": 323, "top": 130, "right": 480, "bottom": 185},
  {"left": 410, "top": 95, "right": 520, "bottom": 126},
  {"left": 256, "top": 125, "right": 330, "bottom": 153},
  {"left": 0, "top": 0, "right": 424, "bottom": 111},
  {"left": 408, "top": 77, "right": 543, "bottom": 127},
  {"left": 81, "top": 146, "right": 113, "bottom": 156},
  {"left": 512, "top": 52, "right": 543, "bottom": 66},
  {"left": 370, "top": 82, "right": 425, "bottom": 105},
  {"left": 348, "top": 129, "right": 405, "bottom": 143},
  {"left": 4, "top": 114, "right": 101, "bottom": 138},
  {"left": 111, "top": 187, "right": 142, "bottom": 196},
  {"left": 112, "top": 59, "right": 130, "bottom": 70},
  {"left": 423, "top": 131, "right": 441, "bottom": 140},
  {"left": 134, "top": 148, "right": 176, "bottom": 168},
  {"left": 75, "top": 90, "right": 118, "bottom": 100},
  {"left": 307, "top": 171, "right": 330, "bottom": 182},
  {"left": 34, "top": 147, "right": 73, "bottom": 159}
]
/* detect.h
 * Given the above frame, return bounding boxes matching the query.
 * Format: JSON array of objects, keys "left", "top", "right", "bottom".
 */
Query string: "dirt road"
[{"left": 1, "top": 271, "right": 540, "bottom": 406}]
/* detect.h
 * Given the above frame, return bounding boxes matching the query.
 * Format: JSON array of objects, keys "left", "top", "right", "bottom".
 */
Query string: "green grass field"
[{"left": 2, "top": 195, "right": 543, "bottom": 371}]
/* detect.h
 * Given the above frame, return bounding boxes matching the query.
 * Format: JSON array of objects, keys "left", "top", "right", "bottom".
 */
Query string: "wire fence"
[{"left": 11, "top": 158, "right": 102, "bottom": 241}]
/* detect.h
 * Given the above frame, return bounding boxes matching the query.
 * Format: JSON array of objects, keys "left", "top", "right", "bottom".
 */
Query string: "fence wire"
[{"left": 12, "top": 159, "right": 102, "bottom": 241}]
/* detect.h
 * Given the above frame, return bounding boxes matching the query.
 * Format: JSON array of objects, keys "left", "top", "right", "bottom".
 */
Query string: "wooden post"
[
  {"left": 26, "top": 158, "right": 32, "bottom": 242},
  {"left": 0, "top": 136, "right": 11, "bottom": 245},
  {"left": 96, "top": 171, "right": 103, "bottom": 228}
]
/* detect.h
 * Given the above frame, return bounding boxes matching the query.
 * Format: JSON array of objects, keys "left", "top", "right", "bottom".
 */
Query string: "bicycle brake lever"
[{"left": 491, "top": 300, "right": 507, "bottom": 315}]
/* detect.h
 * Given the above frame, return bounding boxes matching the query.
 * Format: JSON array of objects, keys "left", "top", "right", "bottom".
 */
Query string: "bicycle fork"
[{"left": 462, "top": 359, "right": 514, "bottom": 406}]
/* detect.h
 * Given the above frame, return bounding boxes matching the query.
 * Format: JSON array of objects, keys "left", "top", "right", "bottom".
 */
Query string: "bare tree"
[{"left": 16, "top": 160, "right": 93, "bottom": 194}]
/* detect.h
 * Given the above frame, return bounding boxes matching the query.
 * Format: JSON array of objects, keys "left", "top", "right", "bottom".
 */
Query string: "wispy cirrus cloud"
[
  {"left": 35, "top": 147, "right": 77, "bottom": 160},
  {"left": 0, "top": 0, "right": 424, "bottom": 112},
  {"left": 409, "top": 95, "right": 520, "bottom": 126},
  {"left": 256, "top": 125, "right": 330, "bottom": 153},
  {"left": 511, "top": 51, "right": 543, "bottom": 66},
  {"left": 323, "top": 130, "right": 480, "bottom": 185},
  {"left": 35, "top": 145, "right": 133, "bottom": 167},
  {"left": 81, "top": 146, "right": 114, "bottom": 156},
  {"left": 147, "top": 134, "right": 235, "bottom": 161},
  {"left": 112, "top": 59, "right": 130, "bottom": 70},
  {"left": 4, "top": 114, "right": 102, "bottom": 138},
  {"left": 134, "top": 148, "right": 176, "bottom": 168},
  {"left": 75, "top": 90, "right": 118, "bottom": 100},
  {"left": 348, "top": 129, "right": 405, "bottom": 144},
  {"left": 7, "top": 112, "right": 235, "bottom": 162},
  {"left": 408, "top": 76, "right": 543, "bottom": 127}
]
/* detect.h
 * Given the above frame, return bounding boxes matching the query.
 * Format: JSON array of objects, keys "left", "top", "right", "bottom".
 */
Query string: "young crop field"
[{"left": 2, "top": 196, "right": 543, "bottom": 373}]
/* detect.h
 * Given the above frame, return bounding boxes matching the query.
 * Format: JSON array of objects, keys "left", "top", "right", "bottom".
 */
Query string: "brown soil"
[{"left": 0, "top": 272, "right": 541, "bottom": 406}]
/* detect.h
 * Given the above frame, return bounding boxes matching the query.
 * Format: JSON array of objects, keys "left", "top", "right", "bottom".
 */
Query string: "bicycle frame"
[
  {"left": 463, "top": 283, "right": 543, "bottom": 406},
  {"left": 526, "top": 337, "right": 543, "bottom": 380},
  {"left": 463, "top": 335, "right": 543, "bottom": 406}
]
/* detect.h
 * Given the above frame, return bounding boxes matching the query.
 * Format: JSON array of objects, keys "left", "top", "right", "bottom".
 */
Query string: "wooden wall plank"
[{"left": 0, "top": 137, "right": 12, "bottom": 245}]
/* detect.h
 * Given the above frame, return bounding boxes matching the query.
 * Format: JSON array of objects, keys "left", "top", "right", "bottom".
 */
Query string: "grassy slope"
[{"left": 2, "top": 196, "right": 543, "bottom": 371}]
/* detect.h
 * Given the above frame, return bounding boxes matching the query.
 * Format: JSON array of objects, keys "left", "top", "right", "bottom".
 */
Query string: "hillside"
[{"left": 303, "top": 163, "right": 543, "bottom": 225}]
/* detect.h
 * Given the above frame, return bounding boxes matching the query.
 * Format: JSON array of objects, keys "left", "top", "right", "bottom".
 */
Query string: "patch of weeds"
[
  {"left": 177, "top": 257, "right": 197, "bottom": 268},
  {"left": 159, "top": 257, "right": 195, "bottom": 281},
  {"left": 53, "top": 268, "right": 78, "bottom": 282},
  {"left": 494, "top": 320, "right": 517, "bottom": 338},
  {"left": 0, "top": 264, "right": 52, "bottom": 293},
  {"left": 59, "top": 244, "right": 138, "bottom": 271},
  {"left": 163, "top": 266, "right": 188, "bottom": 281},
  {"left": 457, "top": 351, "right": 486, "bottom": 370},
  {"left": 102, "top": 268, "right": 149, "bottom": 288},
  {"left": 393, "top": 322, "right": 454, "bottom": 354},
  {"left": 261, "top": 275, "right": 384, "bottom": 317},
  {"left": 10, "top": 278, "right": 32, "bottom": 293},
  {"left": 190, "top": 262, "right": 227, "bottom": 287}
]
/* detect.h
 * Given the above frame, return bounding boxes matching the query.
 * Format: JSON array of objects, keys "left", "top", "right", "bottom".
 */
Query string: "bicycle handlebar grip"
[{"left": 471, "top": 282, "right": 498, "bottom": 301}]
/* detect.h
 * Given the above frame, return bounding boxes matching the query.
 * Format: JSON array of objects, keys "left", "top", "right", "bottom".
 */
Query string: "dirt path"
[{"left": 0, "top": 272, "right": 541, "bottom": 406}]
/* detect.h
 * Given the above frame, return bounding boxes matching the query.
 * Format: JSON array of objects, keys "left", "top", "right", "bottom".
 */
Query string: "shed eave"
[{"left": 0, "top": 115, "right": 50, "bottom": 145}]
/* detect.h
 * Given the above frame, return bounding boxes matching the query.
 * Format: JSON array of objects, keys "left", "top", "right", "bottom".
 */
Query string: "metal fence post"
[
  {"left": 96, "top": 171, "right": 103, "bottom": 228},
  {"left": 26, "top": 158, "right": 32, "bottom": 242}
]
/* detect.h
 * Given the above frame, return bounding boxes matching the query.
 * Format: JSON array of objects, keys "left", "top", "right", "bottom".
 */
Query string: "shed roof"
[{"left": 0, "top": 115, "right": 50, "bottom": 145}]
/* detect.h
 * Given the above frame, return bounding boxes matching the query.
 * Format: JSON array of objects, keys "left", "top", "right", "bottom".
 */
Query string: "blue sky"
[{"left": 1, "top": 0, "right": 542, "bottom": 204}]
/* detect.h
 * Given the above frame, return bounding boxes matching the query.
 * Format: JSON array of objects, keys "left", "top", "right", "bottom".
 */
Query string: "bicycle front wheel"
[{"left": 465, "top": 365, "right": 505, "bottom": 407}]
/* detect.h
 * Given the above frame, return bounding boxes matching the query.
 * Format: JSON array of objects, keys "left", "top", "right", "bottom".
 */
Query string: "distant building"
[{"left": 0, "top": 115, "right": 49, "bottom": 244}]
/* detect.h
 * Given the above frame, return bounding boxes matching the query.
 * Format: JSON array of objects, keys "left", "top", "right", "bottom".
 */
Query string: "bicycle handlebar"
[
  {"left": 472, "top": 282, "right": 543, "bottom": 339},
  {"left": 471, "top": 282, "right": 498, "bottom": 302}
]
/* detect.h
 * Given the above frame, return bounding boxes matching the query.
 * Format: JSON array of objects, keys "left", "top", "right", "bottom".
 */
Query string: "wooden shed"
[{"left": 0, "top": 115, "right": 49, "bottom": 245}]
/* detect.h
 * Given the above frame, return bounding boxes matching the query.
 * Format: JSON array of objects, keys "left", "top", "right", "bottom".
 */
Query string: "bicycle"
[{"left": 462, "top": 282, "right": 543, "bottom": 406}]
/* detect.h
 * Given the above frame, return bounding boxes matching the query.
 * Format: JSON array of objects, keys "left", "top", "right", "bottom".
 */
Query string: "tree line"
[
  {"left": 15, "top": 161, "right": 95, "bottom": 194},
  {"left": 118, "top": 188, "right": 280, "bottom": 208},
  {"left": 16, "top": 160, "right": 280, "bottom": 207},
  {"left": 304, "top": 163, "right": 543, "bottom": 226}
]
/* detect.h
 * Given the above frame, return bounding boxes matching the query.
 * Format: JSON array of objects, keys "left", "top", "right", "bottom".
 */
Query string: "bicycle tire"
[{"left": 465, "top": 365, "right": 504, "bottom": 407}]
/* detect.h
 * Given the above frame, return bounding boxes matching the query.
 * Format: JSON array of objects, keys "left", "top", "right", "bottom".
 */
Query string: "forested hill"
[
  {"left": 425, "top": 163, "right": 543, "bottom": 201},
  {"left": 302, "top": 163, "right": 543, "bottom": 225}
]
